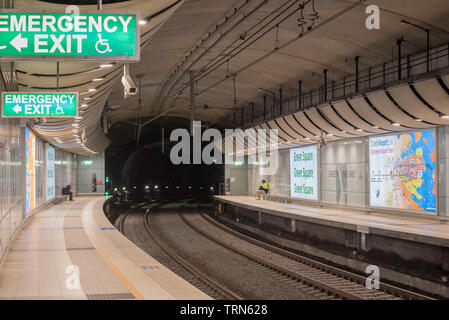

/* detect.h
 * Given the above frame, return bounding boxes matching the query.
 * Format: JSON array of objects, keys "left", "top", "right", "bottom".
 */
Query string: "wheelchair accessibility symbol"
[
  {"left": 95, "top": 34, "right": 112, "bottom": 54},
  {"left": 56, "top": 105, "right": 64, "bottom": 115}
]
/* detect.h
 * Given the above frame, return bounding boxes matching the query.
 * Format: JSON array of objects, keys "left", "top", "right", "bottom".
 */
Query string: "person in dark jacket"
[{"left": 63, "top": 182, "right": 75, "bottom": 201}]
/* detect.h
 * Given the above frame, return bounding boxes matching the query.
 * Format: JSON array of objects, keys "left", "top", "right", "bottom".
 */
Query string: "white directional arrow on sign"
[
  {"left": 12, "top": 104, "right": 22, "bottom": 114},
  {"left": 10, "top": 34, "right": 28, "bottom": 52},
  {"left": 13, "top": 104, "right": 22, "bottom": 114}
]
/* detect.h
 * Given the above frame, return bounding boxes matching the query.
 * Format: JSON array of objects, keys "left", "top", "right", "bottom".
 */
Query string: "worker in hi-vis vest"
[{"left": 256, "top": 180, "right": 270, "bottom": 200}]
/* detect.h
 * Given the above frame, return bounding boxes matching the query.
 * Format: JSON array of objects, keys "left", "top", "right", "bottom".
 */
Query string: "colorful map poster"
[
  {"left": 46, "top": 146, "right": 55, "bottom": 201},
  {"left": 290, "top": 145, "right": 318, "bottom": 200},
  {"left": 369, "top": 129, "right": 437, "bottom": 213},
  {"left": 25, "top": 128, "right": 36, "bottom": 215}
]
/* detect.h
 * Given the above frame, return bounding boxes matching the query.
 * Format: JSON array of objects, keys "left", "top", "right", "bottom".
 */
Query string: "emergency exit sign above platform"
[
  {"left": 2, "top": 92, "right": 78, "bottom": 118},
  {"left": 0, "top": 10, "right": 140, "bottom": 61}
]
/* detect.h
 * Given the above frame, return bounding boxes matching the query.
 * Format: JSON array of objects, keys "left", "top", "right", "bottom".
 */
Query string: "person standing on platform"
[{"left": 256, "top": 180, "right": 269, "bottom": 200}]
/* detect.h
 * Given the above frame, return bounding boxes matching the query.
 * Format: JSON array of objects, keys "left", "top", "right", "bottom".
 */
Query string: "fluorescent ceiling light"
[
  {"left": 88, "top": 88, "right": 97, "bottom": 92},
  {"left": 392, "top": 123, "right": 401, "bottom": 126},
  {"left": 100, "top": 64, "right": 114, "bottom": 68},
  {"left": 139, "top": 19, "right": 148, "bottom": 25},
  {"left": 92, "top": 78, "right": 104, "bottom": 82}
]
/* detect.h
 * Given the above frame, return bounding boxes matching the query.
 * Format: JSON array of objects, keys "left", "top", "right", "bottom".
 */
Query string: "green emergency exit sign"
[
  {"left": 2, "top": 92, "right": 78, "bottom": 118},
  {"left": 0, "top": 11, "right": 139, "bottom": 61}
]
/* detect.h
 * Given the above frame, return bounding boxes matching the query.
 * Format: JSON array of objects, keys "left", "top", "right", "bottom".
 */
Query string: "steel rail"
[
  {"left": 202, "top": 212, "right": 436, "bottom": 300},
  {"left": 142, "top": 205, "right": 243, "bottom": 300},
  {"left": 180, "top": 210, "right": 434, "bottom": 300}
]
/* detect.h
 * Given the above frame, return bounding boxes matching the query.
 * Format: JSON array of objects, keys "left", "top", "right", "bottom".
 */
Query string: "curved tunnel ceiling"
[
  {"left": 12, "top": 0, "right": 449, "bottom": 155},
  {"left": 13, "top": 0, "right": 184, "bottom": 154},
  {"left": 106, "top": 0, "right": 449, "bottom": 129},
  {"left": 220, "top": 75, "right": 449, "bottom": 155}
]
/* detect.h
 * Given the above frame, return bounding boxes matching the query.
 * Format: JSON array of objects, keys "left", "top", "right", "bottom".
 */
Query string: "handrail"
[{"left": 234, "top": 43, "right": 449, "bottom": 128}]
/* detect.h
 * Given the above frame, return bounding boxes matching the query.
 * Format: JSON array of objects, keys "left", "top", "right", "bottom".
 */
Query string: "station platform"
[
  {"left": 214, "top": 195, "right": 449, "bottom": 297},
  {"left": 214, "top": 196, "right": 449, "bottom": 248},
  {"left": 0, "top": 196, "right": 210, "bottom": 300}
]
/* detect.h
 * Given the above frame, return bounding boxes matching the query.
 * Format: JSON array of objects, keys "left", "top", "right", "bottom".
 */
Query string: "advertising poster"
[
  {"left": 290, "top": 145, "right": 318, "bottom": 200},
  {"left": 369, "top": 129, "right": 437, "bottom": 213},
  {"left": 46, "top": 146, "right": 55, "bottom": 201},
  {"left": 25, "top": 128, "right": 36, "bottom": 215}
]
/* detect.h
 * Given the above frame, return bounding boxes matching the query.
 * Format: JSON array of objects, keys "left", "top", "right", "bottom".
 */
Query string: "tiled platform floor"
[
  {"left": 0, "top": 197, "right": 211, "bottom": 300},
  {"left": 0, "top": 198, "right": 133, "bottom": 300}
]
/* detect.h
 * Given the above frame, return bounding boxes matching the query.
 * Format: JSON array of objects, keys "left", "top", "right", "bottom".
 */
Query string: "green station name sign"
[
  {"left": 2, "top": 92, "right": 78, "bottom": 117},
  {"left": 0, "top": 11, "right": 139, "bottom": 61}
]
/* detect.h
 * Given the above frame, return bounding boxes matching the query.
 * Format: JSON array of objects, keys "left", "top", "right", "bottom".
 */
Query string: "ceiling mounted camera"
[{"left": 122, "top": 64, "right": 138, "bottom": 98}]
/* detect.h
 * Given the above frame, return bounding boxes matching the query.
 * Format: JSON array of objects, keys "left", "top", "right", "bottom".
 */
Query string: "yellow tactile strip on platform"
[
  {"left": 63, "top": 203, "right": 135, "bottom": 300},
  {"left": 0, "top": 199, "right": 135, "bottom": 300}
]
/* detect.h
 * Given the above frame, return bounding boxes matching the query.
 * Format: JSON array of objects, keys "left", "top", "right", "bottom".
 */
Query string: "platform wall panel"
[
  {"left": 0, "top": 120, "right": 75, "bottom": 264},
  {"left": 0, "top": 118, "right": 23, "bottom": 262},
  {"left": 226, "top": 127, "right": 447, "bottom": 216}
]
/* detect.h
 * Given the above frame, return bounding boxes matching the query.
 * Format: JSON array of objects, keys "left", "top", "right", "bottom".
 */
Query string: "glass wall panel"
[
  {"left": 248, "top": 149, "right": 290, "bottom": 197},
  {"left": 0, "top": 119, "right": 23, "bottom": 262},
  {"left": 225, "top": 127, "right": 446, "bottom": 216},
  {"left": 320, "top": 138, "right": 366, "bottom": 208}
]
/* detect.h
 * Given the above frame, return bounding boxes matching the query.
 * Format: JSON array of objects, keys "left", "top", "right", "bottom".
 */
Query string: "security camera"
[
  {"left": 122, "top": 75, "right": 137, "bottom": 97},
  {"left": 122, "top": 64, "right": 138, "bottom": 98}
]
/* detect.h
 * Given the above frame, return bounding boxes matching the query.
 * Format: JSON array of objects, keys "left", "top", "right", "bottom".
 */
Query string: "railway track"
[
  {"left": 178, "top": 209, "right": 435, "bottom": 300},
  {"left": 138, "top": 203, "right": 243, "bottom": 300}
]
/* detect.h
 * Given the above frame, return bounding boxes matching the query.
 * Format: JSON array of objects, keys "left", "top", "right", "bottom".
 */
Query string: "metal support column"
[
  {"left": 251, "top": 102, "right": 255, "bottom": 123},
  {"left": 323, "top": 69, "right": 328, "bottom": 101},
  {"left": 298, "top": 80, "right": 302, "bottom": 110},
  {"left": 279, "top": 87, "right": 283, "bottom": 115},
  {"left": 189, "top": 70, "right": 195, "bottom": 135},
  {"left": 97, "top": 0, "right": 102, "bottom": 10},
  {"left": 56, "top": 62, "right": 60, "bottom": 92},
  {"left": 426, "top": 29, "right": 430, "bottom": 72},
  {"left": 263, "top": 95, "right": 266, "bottom": 120},
  {"left": 332, "top": 80, "right": 335, "bottom": 99},
  {"left": 354, "top": 56, "right": 359, "bottom": 92},
  {"left": 407, "top": 55, "right": 411, "bottom": 78},
  {"left": 161, "top": 128, "right": 165, "bottom": 153},
  {"left": 368, "top": 67, "right": 371, "bottom": 88},
  {"left": 397, "top": 38, "right": 403, "bottom": 81}
]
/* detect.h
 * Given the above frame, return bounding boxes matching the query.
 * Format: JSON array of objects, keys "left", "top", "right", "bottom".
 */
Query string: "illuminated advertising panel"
[
  {"left": 290, "top": 145, "right": 318, "bottom": 200},
  {"left": 369, "top": 129, "right": 437, "bottom": 213},
  {"left": 46, "top": 146, "right": 55, "bottom": 201},
  {"left": 25, "top": 128, "right": 36, "bottom": 214}
]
